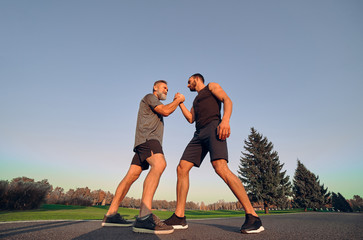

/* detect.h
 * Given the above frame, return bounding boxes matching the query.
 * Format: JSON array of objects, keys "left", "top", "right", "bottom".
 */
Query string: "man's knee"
[
  {"left": 177, "top": 160, "right": 193, "bottom": 176},
  {"left": 157, "top": 160, "right": 167, "bottom": 173},
  {"left": 148, "top": 153, "right": 166, "bottom": 174},
  {"left": 212, "top": 159, "right": 229, "bottom": 176},
  {"left": 130, "top": 170, "right": 141, "bottom": 182},
  {"left": 126, "top": 165, "right": 142, "bottom": 183}
]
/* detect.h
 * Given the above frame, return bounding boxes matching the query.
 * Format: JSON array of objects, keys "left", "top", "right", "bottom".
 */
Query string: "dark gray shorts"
[
  {"left": 131, "top": 139, "right": 163, "bottom": 170},
  {"left": 181, "top": 120, "right": 228, "bottom": 167}
]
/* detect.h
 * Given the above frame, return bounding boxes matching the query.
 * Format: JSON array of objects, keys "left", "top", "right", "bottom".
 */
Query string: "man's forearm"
[
  {"left": 161, "top": 99, "right": 183, "bottom": 116},
  {"left": 179, "top": 103, "right": 193, "bottom": 123},
  {"left": 221, "top": 97, "right": 232, "bottom": 123}
]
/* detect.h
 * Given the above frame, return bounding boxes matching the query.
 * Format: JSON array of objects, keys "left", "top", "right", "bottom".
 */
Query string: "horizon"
[{"left": 2, "top": 174, "right": 359, "bottom": 205}]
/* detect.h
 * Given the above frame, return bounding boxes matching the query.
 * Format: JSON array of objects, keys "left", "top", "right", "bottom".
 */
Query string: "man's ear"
[{"left": 153, "top": 85, "right": 157, "bottom": 92}]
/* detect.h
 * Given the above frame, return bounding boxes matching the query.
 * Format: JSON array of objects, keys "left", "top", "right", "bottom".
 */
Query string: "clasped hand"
[{"left": 174, "top": 92, "right": 185, "bottom": 103}]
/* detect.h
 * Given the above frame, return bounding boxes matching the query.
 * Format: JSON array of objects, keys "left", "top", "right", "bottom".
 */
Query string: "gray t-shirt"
[{"left": 134, "top": 93, "right": 164, "bottom": 149}]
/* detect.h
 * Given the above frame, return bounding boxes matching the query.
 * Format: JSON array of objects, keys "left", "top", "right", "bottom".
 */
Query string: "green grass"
[
  {"left": 0, "top": 205, "right": 111, "bottom": 222},
  {"left": 0, "top": 204, "right": 304, "bottom": 222}
]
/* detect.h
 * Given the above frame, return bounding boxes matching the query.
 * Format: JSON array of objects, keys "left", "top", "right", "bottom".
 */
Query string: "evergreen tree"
[
  {"left": 238, "top": 127, "right": 291, "bottom": 214},
  {"left": 319, "top": 182, "right": 331, "bottom": 206},
  {"left": 293, "top": 160, "right": 328, "bottom": 211},
  {"left": 332, "top": 192, "right": 353, "bottom": 212}
]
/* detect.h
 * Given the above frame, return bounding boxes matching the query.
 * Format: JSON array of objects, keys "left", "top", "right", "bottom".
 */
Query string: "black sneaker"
[
  {"left": 101, "top": 213, "right": 134, "bottom": 227},
  {"left": 133, "top": 213, "right": 174, "bottom": 234},
  {"left": 240, "top": 214, "right": 265, "bottom": 234},
  {"left": 164, "top": 213, "right": 188, "bottom": 229}
]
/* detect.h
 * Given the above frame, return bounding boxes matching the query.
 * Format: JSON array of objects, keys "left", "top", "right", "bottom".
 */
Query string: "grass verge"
[{"left": 0, "top": 204, "right": 304, "bottom": 222}]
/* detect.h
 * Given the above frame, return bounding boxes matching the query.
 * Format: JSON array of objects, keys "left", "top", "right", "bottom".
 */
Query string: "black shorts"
[
  {"left": 131, "top": 139, "right": 164, "bottom": 170},
  {"left": 181, "top": 120, "right": 228, "bottom": 167}
]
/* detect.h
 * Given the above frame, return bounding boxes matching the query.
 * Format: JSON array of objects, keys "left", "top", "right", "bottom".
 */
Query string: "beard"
[
  {"left": 157, "top": 90, "right": 167, "bottom": 100},
  {"left": 189, "top": 81, "right": 197, "bottom": 92}
]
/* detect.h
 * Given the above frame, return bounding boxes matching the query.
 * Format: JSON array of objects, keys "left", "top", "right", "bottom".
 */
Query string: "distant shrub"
[
  {"left": 0, "top": 180, "right": 9, "bottom": 209},
  {"left": 0, "top": 177, "right": 52, "bottom": 210},
  {"left": 349, "top": 195, "right": 363, "bottom": 212},
  {"left": 46, "top": 187, "right": 93, "bottom": 206},
  {"left": 62, "top": 196, "right": 93, "bottom": 206}
]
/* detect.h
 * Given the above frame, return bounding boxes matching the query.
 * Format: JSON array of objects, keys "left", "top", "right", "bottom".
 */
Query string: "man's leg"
[
  {"left": 106, "top": 164, "right": 142, "bottom": 216},
  {"left": 212, "top": 159, "right": 258, "bottom": 217},
  {"left": 139, "top": 153, "right": 166, "bottom": 217},
  {"left": 133, "top": 151, "right": 174, "bottom": 234},
  {"left": 163, "top": 160, "right": 193, "bottom": 229},
  {"left": 164, "top": 134, "right": 201, "bottom": 229},
  {"left": 174, "top": 160, "right": 194, "bottom": 217}
]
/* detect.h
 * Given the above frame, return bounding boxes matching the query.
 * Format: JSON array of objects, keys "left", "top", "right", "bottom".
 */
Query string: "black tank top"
[{"left": 193, "top": 84, "right": 221, "bottom": 130}]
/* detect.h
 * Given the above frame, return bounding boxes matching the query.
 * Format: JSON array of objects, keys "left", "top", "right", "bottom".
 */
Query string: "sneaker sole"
[
  {"left": 102, "top": 222, "right": 133, "bottom": 227},
  {"left": 172, "top": 224, "right": 188, "bottom": 230},
  {"left": 133, "top": 227, "right": 174, "bottom": 234},
  {"left": 241, "top": 226, "right": 265, "bottom": 234}
]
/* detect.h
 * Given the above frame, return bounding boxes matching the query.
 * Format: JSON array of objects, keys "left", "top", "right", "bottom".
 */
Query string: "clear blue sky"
[{"left": 1, "top": 0, "right": 362, "bottom": 204}]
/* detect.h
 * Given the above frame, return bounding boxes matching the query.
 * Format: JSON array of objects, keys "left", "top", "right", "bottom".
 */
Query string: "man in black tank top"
[{"left": 164, "top": 73, "right": 264, "bottom": 234}]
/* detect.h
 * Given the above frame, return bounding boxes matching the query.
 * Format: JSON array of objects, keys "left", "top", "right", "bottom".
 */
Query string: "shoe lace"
[{"left": 152, "top": 214, "right": 167, "bottom": 227}]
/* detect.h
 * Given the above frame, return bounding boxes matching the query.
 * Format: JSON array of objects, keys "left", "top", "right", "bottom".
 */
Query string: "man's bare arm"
[
  {"left": 179, "top": 103, "right": 194, "bottom": 123},
  {"left": 209, "top": 82, "right": 233, "bottom": 140},
  {"left": 154, "top": 94, "right": 184, "bottom": 117}
]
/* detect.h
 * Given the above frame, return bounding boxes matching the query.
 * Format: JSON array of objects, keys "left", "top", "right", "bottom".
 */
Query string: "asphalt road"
[{"left": 1, "top": 212, "right": 362, "bottom": 240}]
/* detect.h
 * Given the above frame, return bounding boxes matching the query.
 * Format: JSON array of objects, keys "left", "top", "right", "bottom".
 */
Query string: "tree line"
[
  {"left": 1, "top": 128, "right": 362, "bottom": 212},
  {"left": 238, "top": 127, "right": 361, "bottom": 213},
  {"left": 0, "top": 177, "right": 250, "bottom": 211}
]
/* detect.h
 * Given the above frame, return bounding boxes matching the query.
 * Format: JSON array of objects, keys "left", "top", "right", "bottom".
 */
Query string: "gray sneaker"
[
  {"left": 101, "top": 213, "right": 133, "bottom": 227},
  {"left": 133, "top": 213, "right": 174, "bottom": 234}
]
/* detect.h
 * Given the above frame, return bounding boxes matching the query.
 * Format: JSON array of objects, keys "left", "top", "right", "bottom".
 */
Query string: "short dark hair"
[
  {"left": 191, "top": 73, "right": 204, "bottom": 83},
  {"left": 153, "top": 80, "right": 167, "bottom": 92}
]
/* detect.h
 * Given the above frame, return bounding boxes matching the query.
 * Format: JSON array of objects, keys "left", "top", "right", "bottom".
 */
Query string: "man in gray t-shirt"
[
  {"left": 134, "top": 93, "right": 164, "bottom": 149},
  {"left": 102, "top": 80, "right": 185, "bottom": 234}
]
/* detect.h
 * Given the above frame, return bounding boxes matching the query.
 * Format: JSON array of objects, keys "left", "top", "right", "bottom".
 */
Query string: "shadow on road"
[
  {"left": 193, "top": 219, "right": 241, "bottom": 233},
  {"left": 73, "top": 226, "right": 161, "bottom": 240},
  {"left": 0, "top": 221, "right": 84, "bottom": 239}
]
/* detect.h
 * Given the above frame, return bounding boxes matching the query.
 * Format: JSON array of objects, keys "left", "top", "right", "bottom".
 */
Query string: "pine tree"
[
  {"left": 293, "top": 160, "right": 328, "bottom": 211},
  {"left": 332, "top": 192, "right": 353, "bottom": 212},
  {"left": 238, "top": 127, "right": 291, "bottom": 214},
  {"left": 319, "top": 182, "right": 331, "bottom": 207}
]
